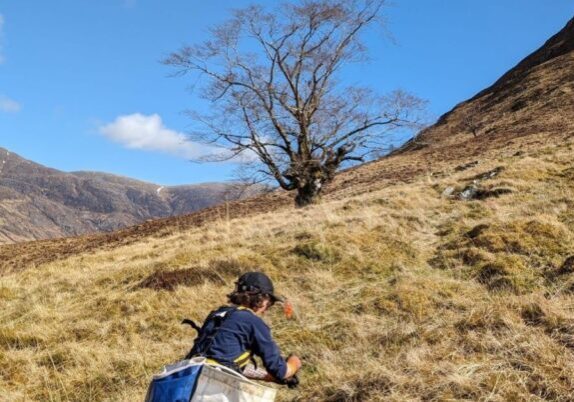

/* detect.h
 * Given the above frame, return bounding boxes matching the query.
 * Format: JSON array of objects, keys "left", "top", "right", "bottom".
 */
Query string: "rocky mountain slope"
[{"left": 0, "top": 149, "right": 257, "bottom": 243}]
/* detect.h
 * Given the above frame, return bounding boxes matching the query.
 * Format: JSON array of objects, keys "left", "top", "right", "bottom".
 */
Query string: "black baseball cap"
[{"left": 235, "top": 272, "right": 283, "bottom": 302}]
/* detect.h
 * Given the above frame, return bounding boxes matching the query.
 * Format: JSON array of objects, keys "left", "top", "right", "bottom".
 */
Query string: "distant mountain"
[{"left": 0, "top": 148, "right": 259, "bottom": 243}]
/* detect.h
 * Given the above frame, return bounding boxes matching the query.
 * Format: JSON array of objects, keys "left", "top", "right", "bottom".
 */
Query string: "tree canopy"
[{"left": 166, "top": 0, "right": 427, "bottom": 206}]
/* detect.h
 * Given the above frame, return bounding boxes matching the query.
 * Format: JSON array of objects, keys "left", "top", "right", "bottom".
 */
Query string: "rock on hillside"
[{"left": 0, "top": 148, "right": 259, "bottom": 243}]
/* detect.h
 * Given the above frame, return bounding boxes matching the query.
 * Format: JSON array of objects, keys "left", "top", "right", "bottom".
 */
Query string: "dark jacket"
[{"left": 190, "top": 306, "right": 288, "bottom": 380}]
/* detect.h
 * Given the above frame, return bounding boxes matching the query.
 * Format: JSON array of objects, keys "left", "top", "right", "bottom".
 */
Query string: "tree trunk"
[{"left": 294, "top": 179, "right": 323, "bottom": 207}]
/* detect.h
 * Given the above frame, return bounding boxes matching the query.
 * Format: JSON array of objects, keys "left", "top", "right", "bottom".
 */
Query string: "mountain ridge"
[
  {"left": 0, "top": 147, "right": 258, "bottom": 243},
  {"left": 473, "top": 15, "right": 574, "bottom": 101},
  {"left": 397, "top": 16, "right": 574, "bottom": 156}
]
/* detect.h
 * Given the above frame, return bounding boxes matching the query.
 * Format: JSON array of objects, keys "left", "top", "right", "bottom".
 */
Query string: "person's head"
[{"left": 227, "top": 272, "right": 281, "bottom": 315}]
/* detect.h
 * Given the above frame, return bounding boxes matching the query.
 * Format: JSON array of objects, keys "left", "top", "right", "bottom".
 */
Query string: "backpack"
[{"left": 145, "top": 357, "right": 277, "bottom": 402}]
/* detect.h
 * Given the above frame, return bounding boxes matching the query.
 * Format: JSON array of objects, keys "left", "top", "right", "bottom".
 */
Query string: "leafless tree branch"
[{"left": 165, "top": 0, "right": 427, "bottom": 206}]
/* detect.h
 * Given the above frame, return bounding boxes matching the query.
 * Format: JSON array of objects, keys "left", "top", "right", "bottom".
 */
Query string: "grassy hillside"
[
  {"left": 2, "top": 134, "right": 574, "bottom": 401},
  {"left": 2, "top": 17, "right": 574, "bottom": 401}
]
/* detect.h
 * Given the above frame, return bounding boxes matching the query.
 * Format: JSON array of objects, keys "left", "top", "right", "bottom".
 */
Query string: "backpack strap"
[
  {"left": 184, "top": 306, "right": 237, "bottom": 360},
  {"left": 181, "top": 318, "right": 201, "bottom": 333}
]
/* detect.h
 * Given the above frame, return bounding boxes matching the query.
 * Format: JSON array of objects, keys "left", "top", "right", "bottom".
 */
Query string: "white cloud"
[
  {"left": 0, "top": 14, "right": 5, "bottom": 64},
  {"left": 0, "top": 95, "right": 21, "bottom": 113},
  {"left": 99, "top": 113, "right": 208, "bottom": 159}
]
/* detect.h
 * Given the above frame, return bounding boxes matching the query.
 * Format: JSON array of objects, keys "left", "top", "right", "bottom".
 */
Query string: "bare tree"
[
  {"left": 165, "top": 0, "right": 427, "bottom": 207},
  {"left": 460, "top": 103, "right": 485, "bottom": 138}
]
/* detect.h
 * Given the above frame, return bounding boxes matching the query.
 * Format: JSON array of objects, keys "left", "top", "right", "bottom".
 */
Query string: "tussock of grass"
[
  {"left": 292, "top": 242, "right": 341, "bottom": 263},
  {"left": 2, "top": 144, "right": 574, "bottom": 400}
]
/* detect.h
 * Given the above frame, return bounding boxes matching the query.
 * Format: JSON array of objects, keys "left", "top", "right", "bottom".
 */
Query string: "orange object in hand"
[{"left": 283, "top": 299, "right": 294, "bottom": 319}]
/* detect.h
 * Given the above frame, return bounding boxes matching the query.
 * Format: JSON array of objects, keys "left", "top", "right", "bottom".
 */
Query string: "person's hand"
[
  {"left": 282, "top": 355, "right": 301, "bottom": 389},
  {"left": 265, "top": 355, "right": 303, "bottom": 386},
  {"left": 286, "top": 354, "right": 302, "bottom": 376}
]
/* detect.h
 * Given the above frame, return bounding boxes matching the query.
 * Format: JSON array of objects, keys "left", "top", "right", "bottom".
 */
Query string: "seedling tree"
[
  {"left": 460, "top": 103, "right": 485, "bottom": 138},
  {"left": 165, "top": 0, "right": 426, "bottom": 207}
]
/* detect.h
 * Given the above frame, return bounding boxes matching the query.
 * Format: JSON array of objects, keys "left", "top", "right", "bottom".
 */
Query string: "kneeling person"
[{"left": 187, "top": 272, "right": 301, "bottom": 386}]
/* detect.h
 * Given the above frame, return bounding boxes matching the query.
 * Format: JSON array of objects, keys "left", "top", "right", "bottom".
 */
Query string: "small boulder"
[
  {"left": 442, "top": 186, "right": 456, "bottom": 197},
  {"left": 470, "top": 166, "right": 504, "bottom": 181},
  {"left": 459, "top": 186, "right": 513, "bottom": 201},
  {"left": 459, "top": 185, "right": 479, "bottom": 200}
]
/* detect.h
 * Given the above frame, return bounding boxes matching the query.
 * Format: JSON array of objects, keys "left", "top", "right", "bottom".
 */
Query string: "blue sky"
[{"left": 0, "top": 1, "right": 573, "bottom": 185}]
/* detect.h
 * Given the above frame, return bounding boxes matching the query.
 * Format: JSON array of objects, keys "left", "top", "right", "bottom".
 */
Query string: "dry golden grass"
[{"left": 2, "top": 138, "right": 574, "bottom": 401}]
